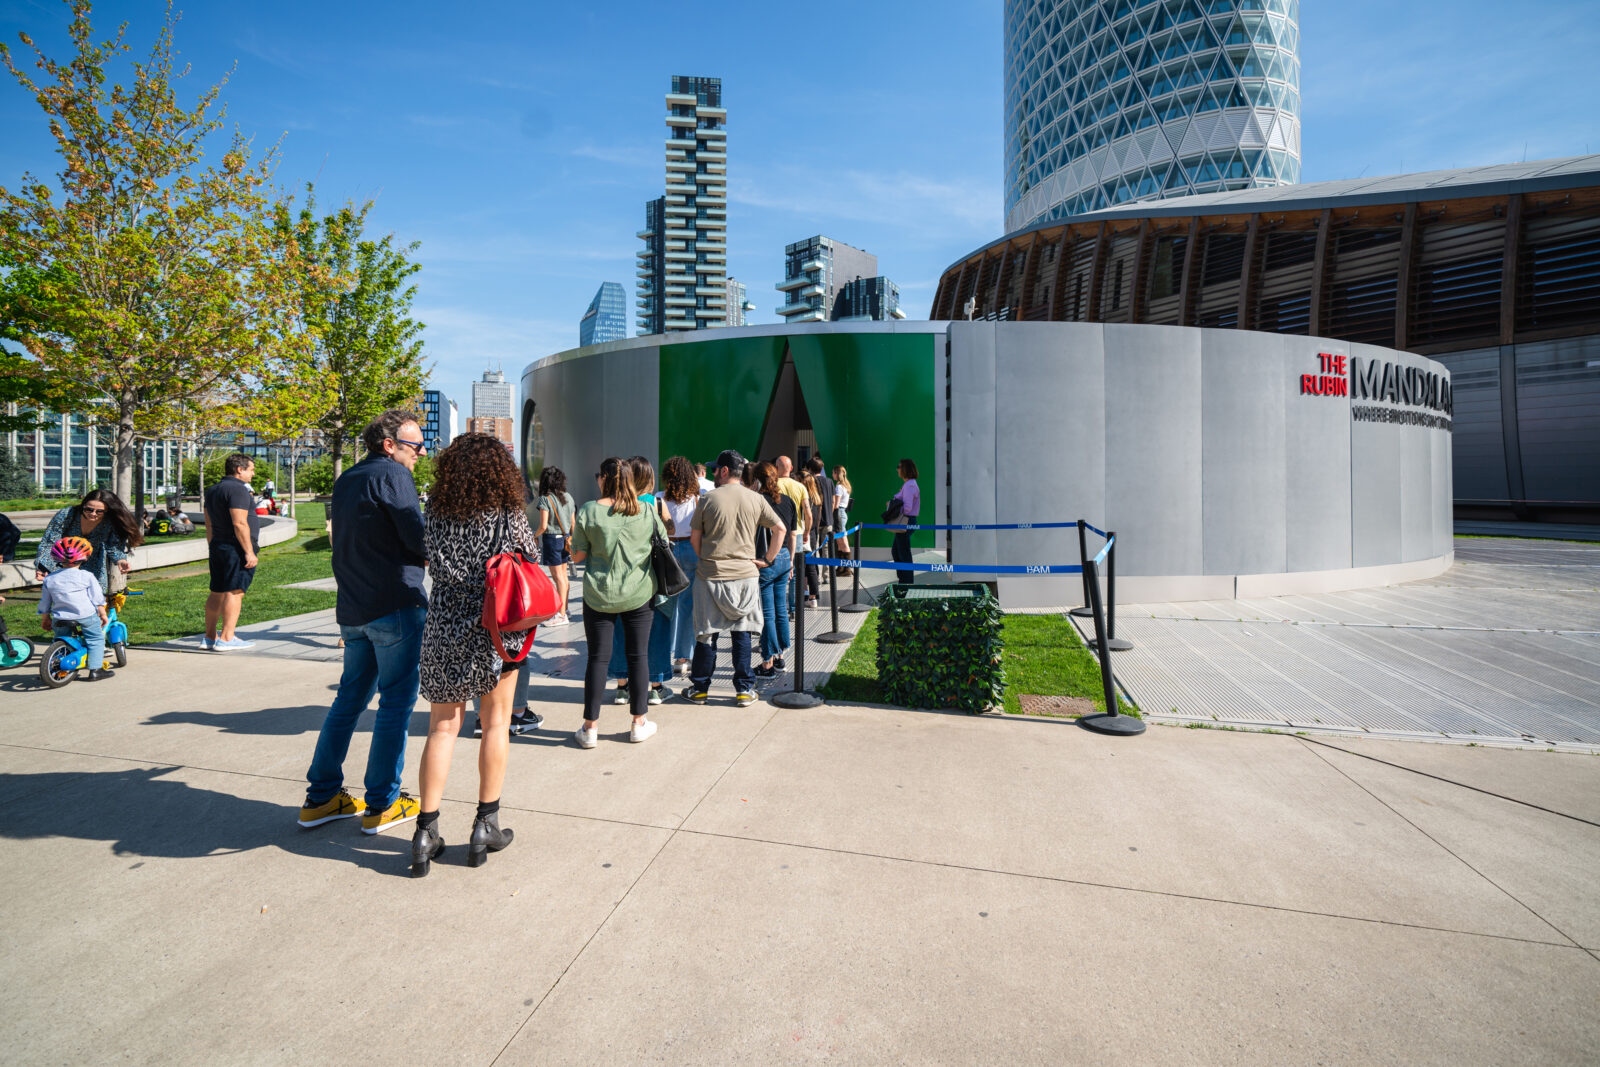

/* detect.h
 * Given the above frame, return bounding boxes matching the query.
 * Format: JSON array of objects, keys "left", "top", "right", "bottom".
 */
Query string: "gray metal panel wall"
[
  {"left": 1348, "top": 343, "right": 1451, "bottom": 567},
  {"left": 1104, "top": 324, "right": 1203, "bottom": 576},
  {"left": 1284, "top": 340, "right": 1353, "bottom": 573},
  {"left": 948, "top": 322, "right": 999, "bottom": 564},
  {"left": 1200, "top": 328, "right": 1288, "bottom": 575},
  {"left": 1430, "top": 346, "right": 1508, "bottom": 501},
  {"left": 1514, "top": 335, "right": 1600, "bottom": 505}
]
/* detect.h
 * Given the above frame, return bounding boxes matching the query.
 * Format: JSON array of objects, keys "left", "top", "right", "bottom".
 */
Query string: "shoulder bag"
[
  {"left": 648, "top": 507, "right": 690, "bottom": 604},
  {"left": 483, "top": 511, "right": 561, "bottom": 662}
]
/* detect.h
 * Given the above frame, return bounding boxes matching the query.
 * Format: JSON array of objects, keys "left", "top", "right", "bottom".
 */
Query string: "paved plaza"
[{"left": 4, "top": 555, "right": 1600, "bottom": 1063}]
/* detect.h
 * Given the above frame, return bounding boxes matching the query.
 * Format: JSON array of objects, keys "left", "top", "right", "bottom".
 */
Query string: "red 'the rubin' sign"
[{"left": 1301, "top": 352, "right": 1347, "bottom": 397}]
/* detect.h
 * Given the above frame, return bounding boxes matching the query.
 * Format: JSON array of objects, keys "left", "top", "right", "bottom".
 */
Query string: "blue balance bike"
[
  {"left": 39, "top": 589, "right": 141, "bottom": 688},
  {"left": 0, "top": 615, "right": 36, "bottom": 670}
]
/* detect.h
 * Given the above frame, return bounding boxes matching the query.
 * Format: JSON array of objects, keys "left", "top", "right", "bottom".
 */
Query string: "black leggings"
[{"left": 583, "top": 601, "right": 653, "bottom": 722}]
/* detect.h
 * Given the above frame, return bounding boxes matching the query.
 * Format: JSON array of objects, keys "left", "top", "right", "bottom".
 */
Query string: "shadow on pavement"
[
  {"left": 0, "top": 766, "right": 413, "bottom": 876},
  {"left": 145, "top": 706, "right": 329, "bottom": 736}
]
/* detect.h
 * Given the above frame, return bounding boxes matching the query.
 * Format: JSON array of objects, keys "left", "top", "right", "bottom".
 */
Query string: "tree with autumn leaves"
[{"left": 0, "top": 1, "right": 427, "bottom": 500}]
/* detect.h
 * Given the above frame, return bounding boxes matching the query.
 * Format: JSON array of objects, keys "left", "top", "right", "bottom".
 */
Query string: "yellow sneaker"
[
  {"left": 298, "top": 789, "right": 365, "bottom": 828},
  {"left": 361, "top": 792, "right": 419, "bottom": 835}
]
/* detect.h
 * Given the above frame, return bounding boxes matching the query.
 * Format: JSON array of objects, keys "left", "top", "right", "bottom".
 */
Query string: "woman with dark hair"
[
  {"left": 659, "top": 456, "right": 699, "bottom": 676},
  {"left": 411, "top": 432, "right": 542, "bottom": 876},
  {"left": 890, "top": 457, "right": 921, "bottom": 585},
  {"left": 572, "top": 456, "right": 667, "bottom": 749},
  {"left": 798, "top": 470, "right": 824, "bottom": 608},
  {"left": 34, "top": 489, "right": 144, "bottom": 594},
  {"left": 534, "top": 466, "right": 575, "bottom": 626},
  {"left": 749, "top": 462, "right": 796, "bottom": 678}
]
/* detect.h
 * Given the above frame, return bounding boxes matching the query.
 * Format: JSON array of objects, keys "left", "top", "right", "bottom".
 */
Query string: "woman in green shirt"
[{"left": 571, "top": 456, "right": 667, "bottom": 747}]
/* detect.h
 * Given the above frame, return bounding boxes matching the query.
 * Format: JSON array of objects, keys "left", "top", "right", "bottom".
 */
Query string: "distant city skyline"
[{"left": 1, "top": 1, "right": 1595, "bottom": 416}]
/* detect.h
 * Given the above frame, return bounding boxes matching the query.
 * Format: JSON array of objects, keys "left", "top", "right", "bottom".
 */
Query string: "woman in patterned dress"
[
  {"left": 412, "top": 433, "right": 542, "bottom": 876},
  {"left": 34, "top": 489, "right": 144, "bottom": 594}
]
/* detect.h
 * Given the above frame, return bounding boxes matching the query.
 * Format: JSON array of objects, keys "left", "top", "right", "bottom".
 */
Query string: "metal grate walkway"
[{"left": 1072, "top": 537, "right": 1600, "bottom": 751}]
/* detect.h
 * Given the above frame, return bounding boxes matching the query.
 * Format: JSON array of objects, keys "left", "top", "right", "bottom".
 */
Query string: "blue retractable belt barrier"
[
  {"left": 856, "top": 521, "right": 1080, "bottom": 532},
  {"left": 1092, "top": 536, "right": 1114, "bottom": 567},
  {"left": 1082, "top": 522, "right": 1109, "bottom": 539},
  {"left": 807, "top": 555, "right": 1083, "bottom": 575}
]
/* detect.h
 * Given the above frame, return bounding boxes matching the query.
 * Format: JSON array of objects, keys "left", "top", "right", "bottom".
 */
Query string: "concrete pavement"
[{"left": 1, "top": 646, "right": 1596, "bottom": 1064}]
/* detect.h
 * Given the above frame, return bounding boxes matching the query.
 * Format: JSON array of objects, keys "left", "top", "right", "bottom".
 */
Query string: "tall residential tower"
[
  {"left": 775, "top": 236, "right": 878, "bottom": 323},
  {"left": 637, "top": 75, "right": 728, "bottom": 333},
  {"left": 1004, "top": 0, "right": 1301, "bottom": 231}
]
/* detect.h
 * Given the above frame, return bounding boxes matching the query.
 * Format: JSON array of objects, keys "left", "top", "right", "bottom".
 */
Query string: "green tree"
[
  {"left": 0, "top": 444, "right": 36, "bottom": 497},
  {"left": 0, "top": 253, "right": 86, "bottom": 433},
  {"left": 410, "top": 452, "right": 435, "bottom": 494},
  {"left": 287, "top": 193, "right": 427, "bottom": 480},
  {"left": 0, "top": 1, "right": 317, "bottom": 502}
]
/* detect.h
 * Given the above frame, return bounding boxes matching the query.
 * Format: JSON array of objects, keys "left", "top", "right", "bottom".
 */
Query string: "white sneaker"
[
  {"left": 648, "top": 686, "right": 664, "bottom": 705},
  {"left": 630, "top": 719, "right": 657, "bottom": 743},
  {"left": 574, "top": 725, "right": 598, "bottom": 749},
  {"left": 551, "top": 612, "right": 569, "bottom": 626},
  {"left": 213, "top": 637, "right": 255, "bottom": 651}
]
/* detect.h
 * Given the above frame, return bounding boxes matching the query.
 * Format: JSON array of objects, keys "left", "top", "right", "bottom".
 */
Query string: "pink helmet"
[{"left": 50, "top": 536, "right": 93, "bottom": 565}]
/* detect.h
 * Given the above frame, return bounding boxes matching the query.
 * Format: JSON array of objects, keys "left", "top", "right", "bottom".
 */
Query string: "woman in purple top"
[{"left": 890, "top": 458, "right": 919, "bottom": 585}]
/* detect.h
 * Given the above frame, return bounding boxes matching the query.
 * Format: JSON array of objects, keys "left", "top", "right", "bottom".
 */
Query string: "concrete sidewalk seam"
[
  {"left": 664, "top": 826, "right": 1584, "bottom": 951},
  {"left": 1298, "top": 738, "right": 1586, "bottom": 951},
  {"left": 487, "top": 706, "right": 785, "bottom": 1066},
  {"left": 1299, "top": 736, "right": 1600, "bottom": 829}
]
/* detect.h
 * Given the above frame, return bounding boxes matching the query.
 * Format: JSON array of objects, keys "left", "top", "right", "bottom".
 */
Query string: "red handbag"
[{"left": 482, "top": 515, "right": 561, "bottom": 662}]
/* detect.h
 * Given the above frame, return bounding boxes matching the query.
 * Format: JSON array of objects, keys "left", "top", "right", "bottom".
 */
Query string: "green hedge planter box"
[{"left": 875, "top": 583, "right": 1004, "bottom": 714}]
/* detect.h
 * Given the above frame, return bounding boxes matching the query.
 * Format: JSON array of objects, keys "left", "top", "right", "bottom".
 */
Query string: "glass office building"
[
  {"left": 1004, "top": 0, "right": 1301, "bottom": 232},
  {"left": 2, "top": 407, "right": 185, "bottom": 496},
  {"left": 776, "top": 236, "right": 879, "bottom": 323},
  {"left": 419, "top": 389, "right": 456, "bottom": 453},
  {"left": 832, "top": 276, "right": 906, "bottom": 322},
  {"left": 580, "top": 282, "right": 628, "bottom": 347}
]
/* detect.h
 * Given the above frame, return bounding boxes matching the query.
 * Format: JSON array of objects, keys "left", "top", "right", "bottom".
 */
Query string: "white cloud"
[{"left": 729, "top": 167, "right": 1001, "bottom": 242}]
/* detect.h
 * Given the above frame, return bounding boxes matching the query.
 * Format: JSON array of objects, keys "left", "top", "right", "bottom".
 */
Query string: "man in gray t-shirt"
[{"left": 685, "top": 449, "right": 782, "bottom": 706}]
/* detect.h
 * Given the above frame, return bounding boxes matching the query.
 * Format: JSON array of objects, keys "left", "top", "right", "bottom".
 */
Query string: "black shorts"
[
  {"left": 540, "top": 532, "right": 569, "bottom": 565},
  {"left": 209, "top": 543, "right": 256, "bottom": 594}
]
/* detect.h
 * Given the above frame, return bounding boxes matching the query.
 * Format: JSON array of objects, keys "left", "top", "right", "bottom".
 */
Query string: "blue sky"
[{"left": 2, "top": 0, "right": 1596, "bottom": 416}]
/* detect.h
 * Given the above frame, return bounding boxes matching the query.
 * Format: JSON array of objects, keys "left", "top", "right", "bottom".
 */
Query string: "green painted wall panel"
[
  {"left": 788, "top": 332, "right": 939, "bottom": 549},
  {"left": 658, "top": 335, "right": 786, "bottom": 468}
]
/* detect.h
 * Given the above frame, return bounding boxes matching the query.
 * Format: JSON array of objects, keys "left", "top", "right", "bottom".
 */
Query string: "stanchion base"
[
  {"left": 1079, "top": 712, "right": 1146, "bottom": 735},
  {"left": 771, "top": 690, "right": 824, "bottom": 709},
  {"left": 1105, "top": 638, "right": 1134, "bottom": 652},
  {"left": 1068, "top": 606, "right": 1094, "bottom": 618},
  {"left": 840, "top": 603, "right": 873, "bottom": 614},
  {"left": 816, "top": 631, "right": 852, "bottom": 644}
]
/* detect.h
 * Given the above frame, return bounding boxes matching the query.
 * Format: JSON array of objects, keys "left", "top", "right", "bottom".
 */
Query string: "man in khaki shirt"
[{"left": 687, "top": 449, "right": 783, "bottom": 706}]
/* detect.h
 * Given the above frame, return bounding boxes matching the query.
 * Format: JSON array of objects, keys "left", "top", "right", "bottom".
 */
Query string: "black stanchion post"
[
  {"left": 817, "top": 552, "right": 851, "bottom": 643},
  {"left": 1079, "top": 541, "right": 1144, "bottom": 736},
  {"left": 1104, "top": 528, "right": 1133, "bottom": 651},
  {"left": 772, "top": 546, "right": 823, "bottom": 708},
  {"left": 842, "top": 527, "right": 871, "bottom": 613},
  {"left": 1069, "top": 519, "right": 1093, "bottom": 618}
]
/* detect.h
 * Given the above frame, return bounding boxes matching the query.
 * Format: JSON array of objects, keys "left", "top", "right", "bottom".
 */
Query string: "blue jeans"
[
  {"left": 667, "top": 539, "right": 699, "bottom": 662},
  {"left": 758, "top": 547, "right": 791, "bottom": 661},
  {"left": 55, "top": 615, "right": 105, "bottom": 671},
  {"left": 305, "top": 606, "right": 425, "bottom": 810},
  {"left": 607, "top": 601, "right": 673, "bottom": 684},
  {"left": 691, "top": 630, "right": 753, "bottom": 694}
]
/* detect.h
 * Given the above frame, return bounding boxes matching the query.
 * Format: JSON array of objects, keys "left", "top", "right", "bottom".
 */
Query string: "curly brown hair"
[
  {"left": 661, "top": 456, "right": 696, "bottom": 503},
  {"left": 429, "top": 432, "right": 526, "bottom": 519}
]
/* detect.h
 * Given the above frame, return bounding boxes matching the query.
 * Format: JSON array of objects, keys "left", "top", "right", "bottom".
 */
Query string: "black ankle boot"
[
  {"left": 411, "top": 820, "right": 444, "bottom": 878},
  {"left": 467, "top": 810, "right": 514, "bottom": 868}
]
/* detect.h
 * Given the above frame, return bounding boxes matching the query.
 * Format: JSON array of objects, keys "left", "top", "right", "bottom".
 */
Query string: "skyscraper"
[
  {"left": 1004, "top": 0, "right": 1301, "bottom": 232},
  {"left": 580, "top": 282, "right": 627, "bottom": 346},
  {"left": 472, "top": 369, "right": 514, "bottom": 457},
  {"left": 638, "top": 75, "right": 727, "bottom": 333},
  {"left": 724, "top": 276, "right": 753, "bottom": 327},
  {"left": 832, "top": 277, "right": 905, "bottom": 322},
  {"left": 636, "top": 198, "right": 666, "bottom": 336},
  {"left": 775, "top": 236, "right": 878, "bottom": 323}
]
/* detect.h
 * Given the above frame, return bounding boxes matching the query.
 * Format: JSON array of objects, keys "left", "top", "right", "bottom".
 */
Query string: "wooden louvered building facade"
[{"left": 930, "top": 160, "right": 1600, "bottom": 521}]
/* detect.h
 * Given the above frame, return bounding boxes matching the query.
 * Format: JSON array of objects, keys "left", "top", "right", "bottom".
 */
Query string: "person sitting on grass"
[{"left": 37, "top": 536, "right": 113, "bottom": 682}]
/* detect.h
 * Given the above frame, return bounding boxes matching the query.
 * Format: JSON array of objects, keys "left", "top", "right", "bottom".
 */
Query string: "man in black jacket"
[{"left": 298, "top": 408, "right": 429, "bottom": 836}]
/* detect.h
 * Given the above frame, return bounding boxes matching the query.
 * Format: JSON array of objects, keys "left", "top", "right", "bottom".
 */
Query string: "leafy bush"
[
  {"left": 181, "top": 453, "right": 272, "bottom": 494},
  {"left": 295, "top": 455, "right": 337, "bottom": 495},
  {"left": 0, "top": 446, "right": 37, "bottom": 499},
  {"left": 875, "top": 583, "right": 1005, "bottom": 713}
]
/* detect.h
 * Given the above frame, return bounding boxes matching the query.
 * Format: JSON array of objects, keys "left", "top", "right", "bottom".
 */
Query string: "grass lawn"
[
  {"left": 819, "top": 610, "right": 1136, "bottom": 716},
  {"left": 1, "top": 503, "right": 334, "bottom": 646}
]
